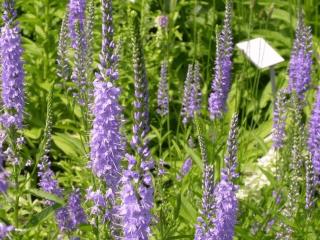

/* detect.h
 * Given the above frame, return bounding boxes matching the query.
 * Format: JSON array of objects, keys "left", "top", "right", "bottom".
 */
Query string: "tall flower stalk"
[
  {"left": 288, "top": 13, "right": 312, "bottom": 101},
  {"left": 194, "top": 117, "right": 215, "bottom": 239},
  {"left": 211, "top": 114, "right": 239, "bottom": 240},
  {"left": 130, "top": 11, "right": 150, "bottom": 156},
  {"left": 89, "top": 0, "right": 123, "bottom": 200},
  {"left": 273, "top": 89, "right": 288, "bottom": 150},
  {"left": 208, "top": 0, "right": 233, "bottom": 120},
  {"left": 308, "top": 88, "right": 320, "bottom": 183},
  {"left": 123, "top": 11, "right": 153, "bottom": 239},
  {"left": 157, "top": 61, "right": 169, "bottom": 116},
  {"left": 0, "top": 0, "right": 25, "bottom": 129},
  {"left": 181, "top": 63, "right": 202, "bottom": 124}
]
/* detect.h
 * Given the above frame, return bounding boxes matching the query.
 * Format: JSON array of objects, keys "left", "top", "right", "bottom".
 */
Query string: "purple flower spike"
[
  {"left": 195, "top": 165, "right": 215, "bottom": 240},
  {"left": 177, "top": 158, "right": 192, "bottom": 180},
  {"left": 0, "top": 0, "right": 25, "bottom": 129},
  {"left": 273, "top": 90, "right": 288, "bottom": 149},
  {"left": 68, "top": 189, "right": 87, "bottom": 228},
  {"left": 90, "top": 81, "right": 123, "bottom": 191},
  {"left": 211, "top": 178, "right": 238, "bottom": 240},
  {"left": 90, "top": 0, "right": 123, "bottom": 192},
  {"left": 181, "top": 63, "right": 202, "bottom": 124},
  {"left": 157, "top": 61, "right": 169, "bottom": 116},
  {"left": 208, "top": 0, "right": 233, "bottom": 120},
  {"left": 223, "top": 113, "right": 239, "bottom": 181},
  {"left": 119, "top": 155, "right": 152, "bottom": 240},
  {"left": 68, "top": 0, "right": 86, "bottom": 48},
  {"left": 308, "top": 88, "right": 320, "bottom": 183},
  {"left": 288, "top": 13, "right": 312, "bottom": 100}
]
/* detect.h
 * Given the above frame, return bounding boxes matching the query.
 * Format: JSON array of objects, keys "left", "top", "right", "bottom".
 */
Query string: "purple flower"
[
  {"left": 308, "top": 87, "right": 320, "bottom": 182},
  {"left": 288, "top": 14, "right": 312, "bottom": 100},
  {"left": 68, "top": 0, "right": 86, "bottom": 48},
  {"left": 209, "top": 114, "right": 239, "bottom": 240},
  {"left": 177, "top": 158, "right": 192, "bottom": 180},
  {"left": 119, "top": 155, "right": 152, "bottom": 239},
  {"left": 157, "top": 15, "right": 169, "bottom": 28},
  {"left": 55, "top": 207, "right": 74, "bottom": 232},
  {"left": 181, "top": 63, "right": 202, "bottom": 124},
  {"left": 0, "top": 223, "right": 14, "bottom": 239},
  {"left": 38, "top": 166, "right": 63, "bottom": 201},
  {"left": 273, "top": 89, "right": 288, "bottom": 149},
  {"left": 211, "top": 178, "right": 238, "bottom": 240},
  {"left": 0, "top": 0, "right": 25, "bottom": 129},
  {"left": 208, "top": 0, "right": 233, "bottom": 120},
  {"left": 68, "top": 189, "right": 87, "bottom": 227},
  {"left": 0, "top": 171, "right": 9, "bottom": 193},
  {"left": 157, "top": 61, "right": 169, "bottom": 116},
  {"left": 89, "top": 81, "right": 123, "bottom": 190},
  {"left": 86, "top": 187, "right": 106, "bottom": 215}
]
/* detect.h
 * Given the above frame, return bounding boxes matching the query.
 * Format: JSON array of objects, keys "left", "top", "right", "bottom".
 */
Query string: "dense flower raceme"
[
  {"left": 68, "top": 0, "right": 86, "bottom": 48},
  {"left": 272, "top": 89, "right": 288, "bottom": 150},
  {"left": 288, "top": 14, "right": 312, "bottom": 100},
  {"left": 195, "top": 114, "right": 239, "bottom": 240},
  {"left": 98, "top": 0, "right": 119, "bottom": 81},
  {"left": 208, "top": 0, "right": 233, "bottom": 120},
  {"left": 211, "top": 114, "right": 239, "bottom": 240},
  {"left": 89, "top": 80, "right": 123, "bottom": 191},
  {"left": 194, "top": 164, "right": 215, "bottom": 240},
  {"left": 119, "top": 155, "right": 152, "bottom": 240},
  {"left": 90, "top": 0, "right": 123, "bottom": 192},
  {"left": 211, "top": 175, "right": 238, "bottom": 240},
  {"left": 308, "top": 87, "right": 320, "bottom": 183},
  {"left": 131, "top": 12, "right": 150, "bottom": 156},
  {"left": 181, "top": 63, "right": 202, "bottom": 124},
  {"left": 0, "top": 0, "right": 25, "bottom": 129},
  {"left": 157, "top": 61, "right": 169, "bottom": 116},
  {"left": 57, "top": 190, "right": 89, "bottom": 233}
]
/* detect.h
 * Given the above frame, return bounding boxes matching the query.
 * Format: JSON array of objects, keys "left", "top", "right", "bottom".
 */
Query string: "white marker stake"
[{"left": 236, "top": 38, "right": 284, "bottom": 98}]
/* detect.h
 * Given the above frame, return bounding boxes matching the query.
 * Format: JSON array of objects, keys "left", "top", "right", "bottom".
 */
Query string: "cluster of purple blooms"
[
  {"left": 0, "top": 0, "right": 24, "bottom": 129},
  {"left": 208, "top": 0, "right": 233, "bottom": 120},
  {"left": 288, "top": 13, "right": 312, "bottom": 101},
  {"left": 195, "top": 114, "right": 239, "bottom": 240},
  {"left": 157, "top": 61, "right": 169, "bottom": 116},
  {"left": 181, "top": 63, "right": 202, "bottom": 124},
  {"left": 308, "top": 88, "right": 320, "bottom": 183}
]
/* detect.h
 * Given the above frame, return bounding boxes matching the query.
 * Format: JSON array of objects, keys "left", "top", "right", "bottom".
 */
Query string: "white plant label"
[{"left": 236, "top": 37, "right": 284, "bottom": 69}]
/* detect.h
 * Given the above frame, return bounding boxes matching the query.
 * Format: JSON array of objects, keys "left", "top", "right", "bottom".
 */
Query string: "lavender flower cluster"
[
  {"left": 195, "top": 114, "right": 239, "bottom": 240},
  {"left": 288, "top": 13, "right": 312, "bottom": 101},
  {"left": 0, "top": 0, "right": 24, "bottom": 129},
  {"left": 208, "top": 0, "right": 233, "bottom": 120},
  {"left": 181, "top": 63, "right": 202, "bottom": 124}
]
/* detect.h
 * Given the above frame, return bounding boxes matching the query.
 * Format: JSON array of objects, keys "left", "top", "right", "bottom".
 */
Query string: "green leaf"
[
  {"left": 25, "top": 203, "right": 61, "bottom": 228},
  {"left": 28, "top": 189, "right": 65, "bottom": 205}
]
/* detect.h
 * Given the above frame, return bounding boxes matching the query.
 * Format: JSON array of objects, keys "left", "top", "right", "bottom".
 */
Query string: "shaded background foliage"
[{"left": 1, "top": 0, "right": 320, "bottom": 239}]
